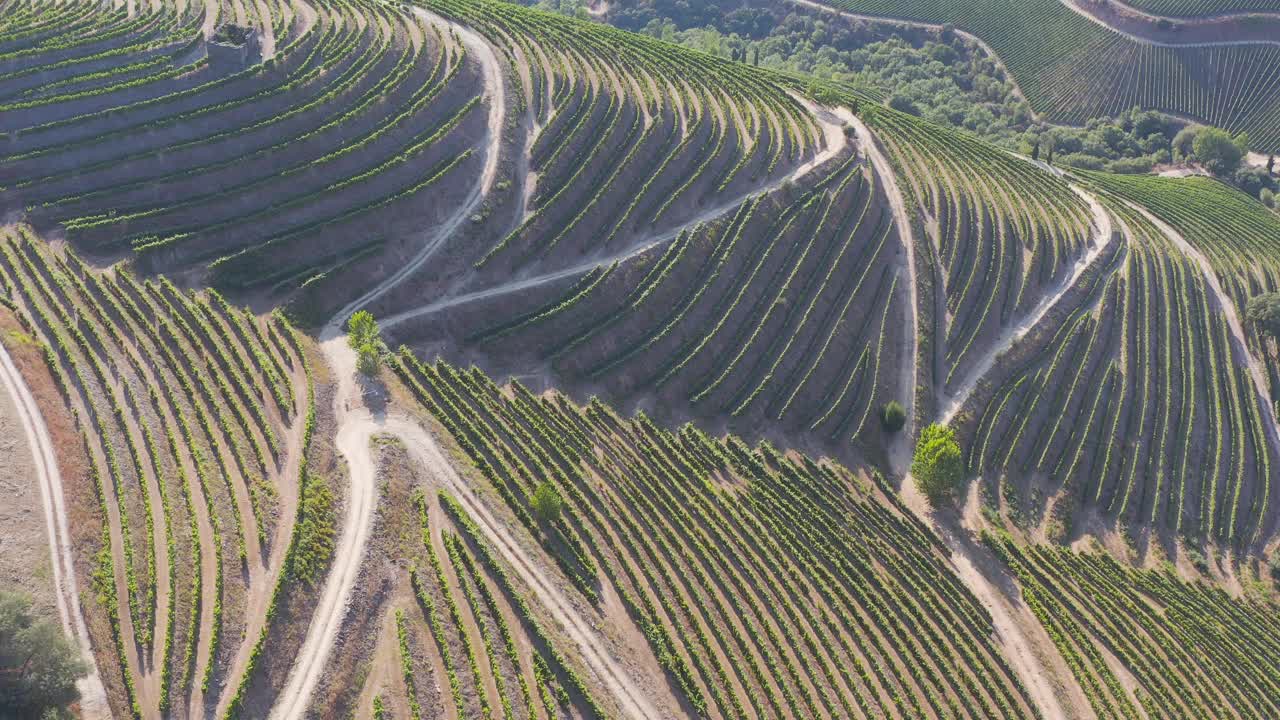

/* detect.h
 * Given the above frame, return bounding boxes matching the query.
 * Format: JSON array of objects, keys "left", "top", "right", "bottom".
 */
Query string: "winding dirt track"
[
  {"left": 380, "top": 93, "right": 851, "bottom": 328},
  {"left": 269, "top": 10, "right": 507, "bottom": 718},
  {"left": 848, "top": 113, "right": 920, "bottom": 476},
  {"left": 938, "top": 184, "right": 1116, "bottom": 426},
  {"left": 0, "top": 341, "right": 111, "bottom": 719},
  {"left": 856, "top": 120, "right": 1083, "bottom": 720},
  {"left": 332, "top": 6, "right": 507, "bottom": 322}
]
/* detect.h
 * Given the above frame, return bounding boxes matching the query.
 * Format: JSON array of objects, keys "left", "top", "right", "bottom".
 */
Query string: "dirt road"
[
  {"left": 268, "top": 329, "right": 383, "bottom": 720},
  {"left": 381, "top": 91, "right": 852, "bottom": 329},
  {"left": 371, "top": 414, "right": 663, "bottom": 719},
  {"left": 0, "top": 340, "right": 111, "bottom": 719},
  {"left": 848, "top": 113, "right": 919, "bottom": 475},
  {"left": 271, "top": 10, "right": 510, "bottom": 715}
]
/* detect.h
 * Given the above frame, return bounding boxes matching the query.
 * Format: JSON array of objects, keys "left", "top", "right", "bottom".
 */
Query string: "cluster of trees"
[
  {"left": 1246, "top": 292, "right": 1280, "bottom": 340},
  {"left": 1169, "top": 126, "right": 1277, "bottom": 206},
  {"left": 1026, "top": 108, "right": 1181, "bottom": 174}
]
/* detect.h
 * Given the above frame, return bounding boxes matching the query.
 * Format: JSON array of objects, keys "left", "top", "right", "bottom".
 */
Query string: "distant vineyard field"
[
  {"left": 817, "top": 0, "right": 1280, "bottom": 151},
  {"left": 1123, "top": 0, "right": 1280, "bottom": 15}
]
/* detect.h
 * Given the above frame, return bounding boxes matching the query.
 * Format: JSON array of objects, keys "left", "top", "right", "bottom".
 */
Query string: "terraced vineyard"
[
  {"left": 815, "top": 0, "right": 1280, "bottom": 152},
  {"left": 0, "top": 226, "right": 312, "bottom": 718},
  {"left": 1, "top": 0, "right": 487, "bottom": 319},
  {"left": 959, "top": 199, "right": 1277, "bottom": 544},
  {"left": 441, "top": 0, "right": 823, "bottom": 269},
  {"left": 987, "top": 532, "right": 1280, "bottom": 720},
  {"left": 1077, "top": 172, "right": 1280, "bottom": 420},
  {"left": 2, "top": 0, "right": 1280, "bottom": 719},
  {"left": 360, "top": 0, "right": 834, "bottom": 318},
  {"left": 349, "top": 482, "right": 607, "bottom": 720},
  {"left": 391, "top": 355, "right": 1045, "bottom": 720},
  {"left": 414, "top": 152, "right": 911, "bottom": 452}
]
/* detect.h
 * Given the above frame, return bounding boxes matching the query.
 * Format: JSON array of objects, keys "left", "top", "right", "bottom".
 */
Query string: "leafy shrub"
[
  {"left": 887, "top": 94, "right": 920, "bottom": 116},
  {"left": 347, "top": 310, "right": 387, "bottom": 375},
  {"left": 880, "top": 401, "right": 906, "bottom": 432},
  {"left": 1192, "top": 127, "right": 1248, "bottom": 175},
  {"left": 1245, "top": 292, "right": 1280, "bottom": 340}
]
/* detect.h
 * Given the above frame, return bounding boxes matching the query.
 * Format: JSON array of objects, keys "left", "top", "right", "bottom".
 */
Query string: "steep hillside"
[
  {"left": 1122, "top": 0, "right": 1280, "bottom": 13},
  {"left": 1078, "top": 172, "right": 1280, "bottom": 413},
  {"left": 956, "top": 198, "right": 1277, "bottom": 545},
  {"left": 390, "top": 355, "right": 1046, "bottom": 720},
  {"left": 988, "top": 531, "right": 1280, "bottom": 718},
  {"left": 1, "top": 0, "right": 1279, "bottom": 719}
]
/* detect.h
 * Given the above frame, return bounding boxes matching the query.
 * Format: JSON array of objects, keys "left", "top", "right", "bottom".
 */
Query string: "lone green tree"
[
  {"left": 531, "top": 481, "right": 563, "bottom": 525},
  {"left": 0, "top": 590, "right": 86, "bottom": 719},
  {"left": 346, "top": 310, "right": 387, "bottom": 376},
  {"left": 911, "top": 424, "right": 965, "bottom": 506}
]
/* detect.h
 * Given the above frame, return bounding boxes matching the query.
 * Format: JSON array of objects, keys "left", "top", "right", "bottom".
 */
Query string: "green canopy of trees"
[
  {"left": 1246, "top": 292, "right": 1280, "bottom": 340},
  {"left": 1, "top": 590, "right": 86, "bottom": 720},
  {"left": 911, "top": 424, "right": 965, "bottom": 506},
  {"left": 1191, "top": 127, "right": 1249, "bottom": 175}
]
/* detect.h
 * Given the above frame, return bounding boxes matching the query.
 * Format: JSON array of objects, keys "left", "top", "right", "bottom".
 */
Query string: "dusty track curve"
[
  {"left": 848, "top": 113, "right": 919, "bottom": 475},
  {"left": 334, "top": 6, "right": 507, "bottom": 323},
  {"left": 270, "top": 10, "right": 508, "bottom": 717},
  {"left": 855, "top": 119, "right": 1079, "bottom": 720},
  {"left": 381, "top": 93, "right": 852, "bottom": 328},
  {"left": 0, "top": 341, "right": 111, "bottom": 719}
]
